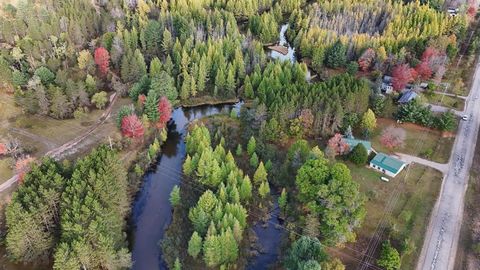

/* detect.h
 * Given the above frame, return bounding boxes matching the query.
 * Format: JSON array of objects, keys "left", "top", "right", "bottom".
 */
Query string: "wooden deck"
[{"left": 267, "top": 45, "right": 289, "bottom": 55}]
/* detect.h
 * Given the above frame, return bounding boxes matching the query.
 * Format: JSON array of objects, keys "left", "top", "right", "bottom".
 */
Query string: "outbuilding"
[
  {"left": 344, "top": 138, "right": 372, "bottom": 154},
  {"left": 369, "top": 153, "right": 406, "bottom": 177}
]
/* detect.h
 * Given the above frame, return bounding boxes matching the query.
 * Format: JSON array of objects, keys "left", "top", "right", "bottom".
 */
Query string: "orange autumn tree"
[
  {"left": 94, "top": 47, "right": 110, "bottom": 77},
  {"left": 15, "top": 156, "right": 35, "bottom": 183}
]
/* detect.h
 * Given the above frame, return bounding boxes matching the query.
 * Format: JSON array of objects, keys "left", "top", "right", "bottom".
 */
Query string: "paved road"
[{"left": 417, "top": 56, "right": 480, "bottom": 270}]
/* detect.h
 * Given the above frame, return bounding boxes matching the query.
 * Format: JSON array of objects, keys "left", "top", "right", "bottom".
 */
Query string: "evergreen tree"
[
  {"left": 149, "top": 57, "right": 163, "bottom": 78},
  {"left": 235, "top": 144, "right": 243, "bottom": 156},
  {"left": 258, "top": 181, "right": 270, "bottom": 199},
  {"left": 145, "top": 91, "right": 160, "bottom": 122},
  {"left": 250, "top": 152, "right": 259, "bottom": 168},
  {"left": 188, "top": 231, "right": 203, "bottom": 259},
  {"left": 278, "top": 188, "right": 288, "bottom": 215},
  {"left": 239, "top": 175, "right": 252, "bottom": 201},
  {"left": 169, "top": 185, "right": 181, "bottom": 207},
  {"left": 325, "top": 40, "right": 347, "bottom": 68},
  {"left": 247, "top": 136, "right": 256, "bottom": 156},
  {"left": 244, "top": 75, "right": 254, "bottom": 98},
  {"left": 253, "top": 161, "right": 268, "bottom": 184}
]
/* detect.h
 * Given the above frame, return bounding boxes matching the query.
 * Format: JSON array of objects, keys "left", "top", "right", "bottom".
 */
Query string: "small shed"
[
  {"left": 344, "top": 138, "right": 372, "bottom": 154},
  {"left": 369, "top": 153, "right": 406, "bottom": 177},
  {"left": 380, "top": 75, "right": 394, "bottom": 94}
]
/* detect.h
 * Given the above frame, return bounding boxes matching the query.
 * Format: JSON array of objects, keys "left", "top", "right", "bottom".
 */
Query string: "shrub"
[{"left": 349, "top": 144, "right": 368, "bottom": 165}]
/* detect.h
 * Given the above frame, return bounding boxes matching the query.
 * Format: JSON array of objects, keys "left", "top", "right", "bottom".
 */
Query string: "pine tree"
[
  {"left": 169, "top": 185, "right": 181, "bottom": 207},
  {"left": 278, "top": 188, "right": 287, "bottom": 215},
  {"left": 145, "top": 91, "right": 160, "bottom": 122},
  {"left": 162, "top": 29, "right": 173, "bottom": 53},
  {"left": 235, "top": 144, "right": 243, "bottom": 156},
  {"left": 226, "top": 66, "right": 236, "bottom": 97},
  {"left": 247, "top": 136, "right": 256, "bottom": 156},
  {"left": 149, "top": 57, "right": 162, "bottom": 78},
  {"left": 244, "top": 75, "right": 254, "bottom": 98},
  {"left": 258, "top": 181, "right": 270, "bottom": 199},
  {"left": 239, "top": 175, "right": 252, "bottom": 201},
  {"left": 214, "top": 68, "right": 226, "bottom": 95},
  {"left": 180, "top": 70, "right": 191, "bottom": 100},
  {"left": 188, "top": 231, "right": 203, "bottom": 259},
  {"left": 173, "top": 258, "right": 181, "bottom": 270},
  {"left": 253, "top": 161, "right": 267, "bottom": 184},
  {"left": 183, "top": 155, "right": 194, "bottom": 176},
  {"left": 197, "top": 57, "right": 208, "bottom": 93},
  {"left": 249, "top": 152, "right": 259, "bottom": 168}
]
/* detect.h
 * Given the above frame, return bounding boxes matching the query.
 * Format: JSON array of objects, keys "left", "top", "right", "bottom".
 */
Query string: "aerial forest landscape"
[{"left": 1, "top": 0, "right": 480, "bottom": 269}]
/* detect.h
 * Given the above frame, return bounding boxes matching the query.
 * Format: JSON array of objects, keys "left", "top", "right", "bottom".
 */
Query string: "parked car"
[{"left": 462, "top": 115, "right": 469, "bottom": 121}]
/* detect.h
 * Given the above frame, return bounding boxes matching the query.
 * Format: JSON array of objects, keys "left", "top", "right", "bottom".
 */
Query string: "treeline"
[
  {"left": 5, "top": 147, "right": 132, "bottom": 269},
  {"left": 0, "top": 0, "right": 121, "bottom": 119},
  {"left": 285, "top": 0, "right": 467, "bottom": 72},
  {"left": 0, "top": 0, "right": 270, "bottom": 119},
  {"left": 243, "top": 61, "right": 370, "bottom": 138}
]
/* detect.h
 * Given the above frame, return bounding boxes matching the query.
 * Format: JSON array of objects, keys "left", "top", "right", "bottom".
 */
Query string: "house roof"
[
  {"left": 344, "top": 138, "right": 372, "bottom": 151},
  {"left": 370, "top": 153, "right": 405, "bottom": 174},
  {"left": 398, "top": 90, "right": 418, "bottom": 103}
]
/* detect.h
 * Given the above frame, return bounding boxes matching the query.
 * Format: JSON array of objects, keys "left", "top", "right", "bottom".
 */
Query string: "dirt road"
[{"left": 0, "top": 93, "right": 118, "bottom": 193}]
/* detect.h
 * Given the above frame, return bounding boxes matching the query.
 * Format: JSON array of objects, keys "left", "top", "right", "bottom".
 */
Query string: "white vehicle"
[
  {"left": 380, "top": 176, "right": 390, "bottom": 182},
  {"left": 462, "top": 115, "right": 469, "bottom": 121}
]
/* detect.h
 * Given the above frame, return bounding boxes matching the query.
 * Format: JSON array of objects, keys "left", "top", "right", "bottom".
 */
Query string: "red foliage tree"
[
  {"left": 392, "top": 64, "right": 415, "bottom": 91},
  {"left": 415, "top": 61, "right": 432, "bottom": 80},
  {"left": 15, "top": 156, "right": 35, "bottom": 184},
  {"left": 358, "top": 48, "right": 376, "bottom": 72},
  {"left": 121, "top": 114, "right": 145, "bottom": 138},
  {"left": 157, "top": 96, "right": 172, "bottom": 129},
  {"left": 468, "top": 0, "right": 477, "bottom": 18},
  {"left": 380, "top": 126, "right": 406, "bottom": 150},
  {"left": 0, "top": 143, "right": 7, "bottom": 155},
  {"left": 421, "top": 47, "right": 439, "bottom": 62},
  {"left": 94, "top": 47, "right": 110, "bottom": 77},
  {"left": 326, "top": 133, "right": 349, "bottom": 158}
]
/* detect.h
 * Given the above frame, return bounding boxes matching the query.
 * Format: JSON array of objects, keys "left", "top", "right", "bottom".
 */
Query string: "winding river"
[
  {"left": 130, "top": 23, "right": 304, "bottom": 270},
  {"left": 130, "top": 103, "right": 242, "bottom": 270}
]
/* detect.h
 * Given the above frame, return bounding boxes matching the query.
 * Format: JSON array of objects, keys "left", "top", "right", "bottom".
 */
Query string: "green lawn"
[
  {"left": 371, "top": 118, "right": 454, "bottom": 163},
  {"left": 426, "top": 93, "right": 465, "bottom": 111},
  {"left": 0, "top": 158, "right": 14, "bottom": 184},
  {"left": 341, "top": 163, "right": 442, "bottom": 270}
]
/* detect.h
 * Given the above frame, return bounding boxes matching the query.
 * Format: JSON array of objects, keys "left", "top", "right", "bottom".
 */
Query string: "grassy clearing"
[
  {"left": 426, "top": 93, "right": 465, "bottom": 111},
  {"left": 371, "top": 118, "right": 454, "bottom": 163},
  {"left": 338, "top": 163, "right": 442, "bottom": 269},
  {"left": 0, "top": 158, "right": 14, "bottom": 184},
  {"left": 9, "top": 97, "right": 131, "bottom": 145}
]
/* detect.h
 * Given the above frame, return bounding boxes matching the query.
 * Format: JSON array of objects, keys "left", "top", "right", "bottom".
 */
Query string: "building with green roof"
[
  {"left": 369, "top": 152, "right": 406, "bottom": 177},
  {"left": 344, "top": 138, "right": 372, "bottom": 154}
]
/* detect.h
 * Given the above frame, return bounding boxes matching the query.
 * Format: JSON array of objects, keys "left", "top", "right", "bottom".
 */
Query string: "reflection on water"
[
  {"left": 247, "top": 197, "right": 284, "bottom": 270},
  {"left": 130, "top": 102, "right": 242, "bottom": 270}
]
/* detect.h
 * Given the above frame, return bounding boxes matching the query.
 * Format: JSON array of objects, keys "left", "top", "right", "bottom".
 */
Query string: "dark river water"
[
  {"left": 130, "top": 101, "right": 285, "bottom": 270},
  {"left": 130, "top": 103, "right": 244, "bottom": 269}
]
